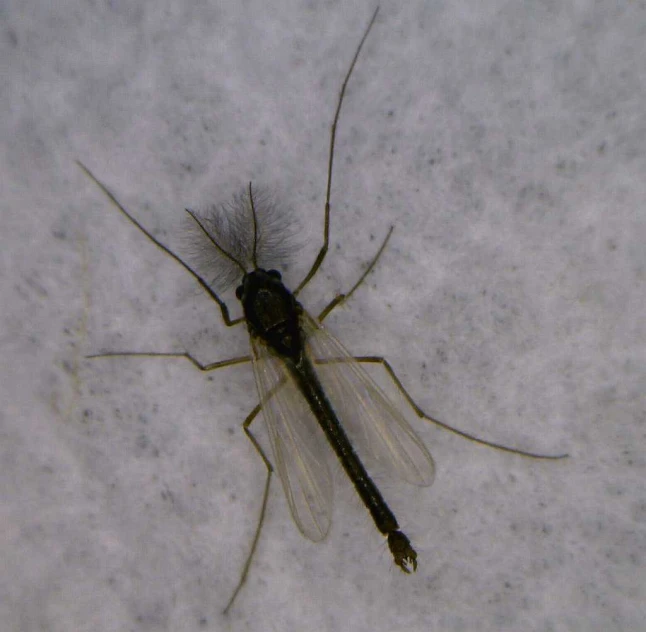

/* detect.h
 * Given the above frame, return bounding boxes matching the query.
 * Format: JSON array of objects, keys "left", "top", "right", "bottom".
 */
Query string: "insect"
[{"left": 79, "top": 6, "right": 567, "bottom": 614}]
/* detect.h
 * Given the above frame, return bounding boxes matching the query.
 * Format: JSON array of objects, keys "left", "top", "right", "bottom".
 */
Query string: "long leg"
[
  {"left": 87, "top": 351, "right": 251, "bottom": 372},
  {"left": 89, "top": 348, "right": 280, "bottom": 613},
  {"left": 223, "top": 373, "right": 289, "bottom": 614},
  {"left": 318, "top": 225, "right": 393, "bottom": 321},
  {"left": 77, "top": 161, "right": 244, "bottom": 327},
  {"left": 89, "top": 345, "right": 275, "bottom": 612},
  {"left": 223, "top": 402, "right": 273, "bottom": 615},
  {"left": 351, "top": 356, "right": 568, "bottom": 459},
  {"left": 294, "top": 7, "right": 380, "bottom": 296}
]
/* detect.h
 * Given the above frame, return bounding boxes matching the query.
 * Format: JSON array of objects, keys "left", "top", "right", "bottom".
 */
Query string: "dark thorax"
[{"left": 236, "top": 269, "right": 304, "bottom": 361}]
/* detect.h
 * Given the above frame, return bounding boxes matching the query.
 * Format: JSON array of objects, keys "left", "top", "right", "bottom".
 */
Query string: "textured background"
[{"left": 2, "top": 1, "right": 645, "bottom": 630}]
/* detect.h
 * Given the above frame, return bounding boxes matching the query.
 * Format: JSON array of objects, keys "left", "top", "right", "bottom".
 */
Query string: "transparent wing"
[
  {"left": 301, "top": 311, "right": 435, "bottom": 487},
  {"left": 250, "top": 335, "right": 333, "bottom": 542}
]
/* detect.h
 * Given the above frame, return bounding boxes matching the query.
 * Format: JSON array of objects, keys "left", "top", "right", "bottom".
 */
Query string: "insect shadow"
[{"left": 79, "top": 6, "right": 567, "bottom": 615}]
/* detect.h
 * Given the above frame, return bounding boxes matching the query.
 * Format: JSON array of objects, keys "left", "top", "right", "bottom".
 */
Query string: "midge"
[{"left": 80, "top": 6, "right": 566, "bottom": 614}]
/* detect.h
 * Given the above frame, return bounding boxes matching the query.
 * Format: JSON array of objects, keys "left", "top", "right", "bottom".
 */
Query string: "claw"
[{"left": 388, "top": 531, "right": 418, "bottom": 573}]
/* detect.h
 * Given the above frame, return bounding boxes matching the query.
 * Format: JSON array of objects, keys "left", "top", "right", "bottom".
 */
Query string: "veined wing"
[
  {"left": 250, "top": 335, "right": 333, "bottom": 542},
  {"left": 301, "top": 311, "right": 435, "bottom": 487}
]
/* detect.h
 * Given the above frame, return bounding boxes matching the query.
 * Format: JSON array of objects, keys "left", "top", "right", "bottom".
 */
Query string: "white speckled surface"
[{"left": 2, "top": 1, "right": 645, "bottom": 630}]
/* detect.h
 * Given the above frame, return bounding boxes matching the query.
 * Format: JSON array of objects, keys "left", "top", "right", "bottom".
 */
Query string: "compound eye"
[
  {"left": 267, "top": 269, "right": 282, "bottom": 280},
  {"left": 235, "top": 285, "right": 243, "bottom": 299}
]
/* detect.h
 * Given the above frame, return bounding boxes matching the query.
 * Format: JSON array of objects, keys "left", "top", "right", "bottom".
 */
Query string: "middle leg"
[
  {"left": 87, "top": 350, "right": 251, "bottom": 372},
  {"left": 318, "top": 226, "right": 393, "bottom": 322}
]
